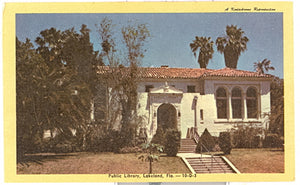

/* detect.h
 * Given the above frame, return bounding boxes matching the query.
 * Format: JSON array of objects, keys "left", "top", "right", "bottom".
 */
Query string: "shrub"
[
  {"left": 252, "top": 135, "right": 262, "bottom": 148},
  {"left": 219, "top": 132, "right": 232, "bottom": 154},
  {"left": 137, "top": 128, "right": 148, "bottom": 145},
  {"left": 263, "top": 134, "right": 283, "bottom": 148},
  {"left": 231, "top": 126, "right": 263, "bottom": 148},
  {"left": 196, "top": 128, "right": 215, "bottom": 153},
  {"left": 138, "top": 143, "right": 164, "bottom": 174},
  {"left": 164, "top": 129, "right": 181, "bottom": 156},
  {"left": 151, "top": 127, "right": 165, "bottom": 145},
  {"left": 85, "top": 126, "right": 120, "bottom": 152},
  {"left": 40, "top": 132, "right": 78, "bottom": 153}
]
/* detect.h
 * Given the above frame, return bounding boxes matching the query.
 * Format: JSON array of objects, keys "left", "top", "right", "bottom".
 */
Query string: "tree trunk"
[
  {"left": 224, "top": 47, "right": 239, "bottom": 68},
  {"left": 149, "top": 161, "right": 153, "bottom": 174},
  {"left": 198, "top": 52, "right": 207, "bottom": 68}
]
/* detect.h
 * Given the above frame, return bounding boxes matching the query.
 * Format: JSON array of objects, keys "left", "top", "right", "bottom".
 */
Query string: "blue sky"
[{"left": 16, "top": 13, "right": 283, "bottom": 78}]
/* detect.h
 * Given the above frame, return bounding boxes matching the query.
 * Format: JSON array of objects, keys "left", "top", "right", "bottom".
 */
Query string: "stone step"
[
  {"left": 179, "top": 138, "right": 197, "bottom": 153},
  {"left": 188, "top": 162, "right": 227, "bottom": 165},
  {"left": 181, "top": 144, "right": 196, "bottom": 147},
  {"left": 178, "top": 149, "right": 196, "bottom": 152},
  {"left": 192, "top": 167, "right": 232, "bottom": 171},
  {"left": 188, "top": 160, "right": 224, "bottom": 163},
  {"left": 185, "top": 157, "right": 235, "bottom": 174},
  {"left": 178, "top": 151, "right": 195, "bottom": 153},
  {"left": 180, "top": 146, "right": 196, "bottom": 149},
  {"left": 181, "top": 139, "right": 196, "bottom": 143},
  {"left": 191, "top": 166, "right": 231, "bottom": 170}
]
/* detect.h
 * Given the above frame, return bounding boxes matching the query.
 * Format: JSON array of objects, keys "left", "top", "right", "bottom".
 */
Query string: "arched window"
[
  {"left": 231, "top": 87, "right": 242, "bottom": 118},
  {"left": 246, "top": 87, "right": 258, "bottom": 118},
  {"left": 216, "top": 87, "right": 228, "bottom": 119}
]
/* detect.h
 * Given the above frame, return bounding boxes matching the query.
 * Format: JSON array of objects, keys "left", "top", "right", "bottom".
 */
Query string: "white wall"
[{"left": 137, "top": 78, "right": 271, "bottom": 138}]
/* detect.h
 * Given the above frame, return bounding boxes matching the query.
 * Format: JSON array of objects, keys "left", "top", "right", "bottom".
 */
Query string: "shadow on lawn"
[{"left": 18, "top": 153, "right": 77, "bottom": 167}]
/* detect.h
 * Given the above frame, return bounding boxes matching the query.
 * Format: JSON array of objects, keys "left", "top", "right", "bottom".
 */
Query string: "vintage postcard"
[{"left": 3, "top": 1, "right": 294, "bottom": 183}]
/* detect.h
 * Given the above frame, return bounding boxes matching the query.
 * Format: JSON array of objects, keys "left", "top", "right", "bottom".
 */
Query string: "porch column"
[
  {"left": 228, "top": 92, "right": 232, "bottom": 120},
  {"left": 257, "top": 91, "right": 261, "bottom": 119},
  {"left": 242, "top": 92, "right": 247, "bottom": 120}
]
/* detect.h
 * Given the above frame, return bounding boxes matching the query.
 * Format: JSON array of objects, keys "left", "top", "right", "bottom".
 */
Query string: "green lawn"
[
  {"left": 225, "top": 148, "right": 284, "bottom": 173},
  {"left": 17, "top": 148, "right": 284, "bottom": 174},
  {"left": 17, "top": 152, "right": 191, "bottom": 174}
]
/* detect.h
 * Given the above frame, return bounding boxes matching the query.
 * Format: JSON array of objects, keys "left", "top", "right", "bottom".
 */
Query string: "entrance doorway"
[{"left": 157, "top": 103, "right": 177, "bottom": 131}]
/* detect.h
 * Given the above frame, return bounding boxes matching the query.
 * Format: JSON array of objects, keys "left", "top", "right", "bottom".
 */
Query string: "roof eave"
[{"left": 201, "top": 75, "right": 274, "bottom": 81}]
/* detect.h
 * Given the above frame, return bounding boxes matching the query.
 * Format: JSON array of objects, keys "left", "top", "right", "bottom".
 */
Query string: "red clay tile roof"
[
  {"left": 202, "top": 67, "right": 273, "bottom": 78},
  {"left": 97, "top": 66, "right": 272, "bottom": 79},
  {"left": 139, "top": 67, "right": 213, "bottom": 79}
]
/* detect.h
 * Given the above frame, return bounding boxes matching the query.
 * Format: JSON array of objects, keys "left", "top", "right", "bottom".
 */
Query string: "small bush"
[
  {"left": 263, "top": 134, "right": 283, "bottom": 148},
  {"left": 137, "top": 128, "right": 148, "bottom": 145},
  {"left": 54, "top": 142, "right": 74, "bottom": 153},
  {"left": 252, "top": 136, "right": 262, "bottom": 148},
  {"left": 164, "top": 129, "right": 181, "bottom": 156},
  {"left": 196, "top": 128, "right": 215, "bottom": 153},
  {"left": 85, "top": 126, "right": 120, "bottom": 153},
  {"left": 231, "top": 126, "right": 263, "bottom": 148},
  {"left": 219, "top": 132, "right": 232, "bottom": 154},
  {"left": 151, "top": 127, "right": 165, "bottom": 145}
]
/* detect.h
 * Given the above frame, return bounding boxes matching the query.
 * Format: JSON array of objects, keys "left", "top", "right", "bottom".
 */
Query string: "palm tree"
[
  {"left": 216, "top": 25, "right": 249, "bottom": 68},
  {"left": 254, "top": 58, "right": 275, "bottom": 74},
  {"left": 190, "top": 36, "right": 214, "bottom": 68}
]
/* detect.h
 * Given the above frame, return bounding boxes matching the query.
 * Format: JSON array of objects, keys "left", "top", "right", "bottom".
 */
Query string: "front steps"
[
  {"left": 178, "top": 138, "right": 197, "bottom": 153},
  {"left": 178, "top": 138, "right": 240, "bottom": 174},
  {"left": 185, "top": 156, "right": 236, "bottom": 173}
]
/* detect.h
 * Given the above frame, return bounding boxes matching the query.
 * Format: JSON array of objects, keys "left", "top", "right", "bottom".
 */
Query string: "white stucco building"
[{"left": 96, "top": 66, "right": 273, "bottom": 140}]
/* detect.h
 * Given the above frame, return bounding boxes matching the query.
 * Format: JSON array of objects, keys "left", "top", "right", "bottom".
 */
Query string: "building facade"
[{"left": 95, "top": 66, "right": 273, "bottom": 140}]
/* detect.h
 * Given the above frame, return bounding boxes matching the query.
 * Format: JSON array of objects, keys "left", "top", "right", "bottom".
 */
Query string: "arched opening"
[
  {"left": 157, "top": 103, "right": 177, "bottom": 131},
  {"left": 246, "top": 87, "right": 258, "bottom": 119},
  {"left": 216, "top": 87, "right": 228, "bottom": 119},
  {"left": 231, "top": 87, "right": 242, "bottom": 119}
]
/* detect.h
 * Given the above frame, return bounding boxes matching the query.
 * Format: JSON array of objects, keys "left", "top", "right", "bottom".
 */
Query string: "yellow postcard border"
[{"left": 3, "top": 1, "right": 294, "bottom": 182}]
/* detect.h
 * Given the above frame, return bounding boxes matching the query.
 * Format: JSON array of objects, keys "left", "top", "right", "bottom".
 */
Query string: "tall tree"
[
  {"left": 16, "top": 25, "right": 101, "bottom": 159},
  {"left": 120, "top": 23, "right": 150, "bottom": 146},
  {"left": 269, "top": 78, "right": 284, "bottom": 136},
  {"left": 16, "top": 38, "right": 44, "bottom": 161},
  {"left": 97, "top": 19, "right": 150, "bottom": 147},
  {"left": 190, "top": 36, "right": 214, "bottom": 68},
  {"left": 254, "top": 58, "right": 275, "bottom": 74},
  {"left": 17, "top": 37, "right": 93, "bottom": 155},
  {"left": 96, "top": 18, "right": 121, "bottom": 129},
  {"left": 216, "top": 25, "right": 249, "bottom": 68},
  {"left": 35, "top": 25, "right": 101, "bottom": 149}
]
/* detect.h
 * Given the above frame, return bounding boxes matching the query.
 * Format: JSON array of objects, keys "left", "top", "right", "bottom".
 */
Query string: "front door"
[{"left": 157, "top": 103, "right": 177, "bottom": 131}]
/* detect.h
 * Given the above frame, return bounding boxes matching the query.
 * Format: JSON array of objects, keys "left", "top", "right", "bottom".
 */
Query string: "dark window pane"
[
  {"left": 217, "top": 99, "right": 227, "bottom": 118},
  {"left": 247, "top": 87, "right": 258, "bottom": 118},
  {"left": 232, "top": 88, "right": 242, "bottom": 97},
  {"left": 247, "top": 99, "right": 258, "bottom": 118},
  {"left": 247, "top": 87, "right": 257, "bottom": 97},
  {"left": 200, "top": 109, "right": 204, "bottom": 120},
  {"left": 232, "top": 99, "right": 242, "bottom": 118},
  {"left": 187, "top": 85, "right": 196, "bottom": 93},
  {"left": 216, "top": 88, "right": 226, "bottom": 97}
]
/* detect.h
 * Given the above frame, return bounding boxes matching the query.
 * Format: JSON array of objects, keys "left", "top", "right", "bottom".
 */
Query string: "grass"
[
  {"left": 17, "top": 148, "right": 284, "bottom": 174},
  {"left": 17, "top": 152, "right": 191, "bottom": 174},
  {"left": 225, "top": 148, "right": 284, "bottom": 173}
]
